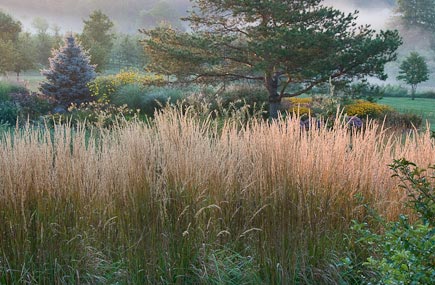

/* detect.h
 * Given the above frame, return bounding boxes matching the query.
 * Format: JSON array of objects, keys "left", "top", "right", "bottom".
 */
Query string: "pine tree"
[
  {"left": 142, "top": 0, "right": 401, "bottom": 118},
  {"left": 80, "top": 10, "right": 114, "bottom": 72},
  {"left": 40, "top": 35, "right": 96, "bottom": 108}
]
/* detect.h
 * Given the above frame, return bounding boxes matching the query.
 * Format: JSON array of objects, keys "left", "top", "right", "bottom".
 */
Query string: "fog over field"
[{"left": 0, "top": 0, "right": 395, "bottom": 33}]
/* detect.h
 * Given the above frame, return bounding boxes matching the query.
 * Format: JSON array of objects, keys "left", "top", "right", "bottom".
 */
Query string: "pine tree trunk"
[{"left": 265, "top": 73, "right": 281, "bottom": 119}]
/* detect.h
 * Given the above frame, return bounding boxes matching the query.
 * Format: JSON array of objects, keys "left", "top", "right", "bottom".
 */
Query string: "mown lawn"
[{"left": 380, "top": 97, "right": 435, "bottom": 130}]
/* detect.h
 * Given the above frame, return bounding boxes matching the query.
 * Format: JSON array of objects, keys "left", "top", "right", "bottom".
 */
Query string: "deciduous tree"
[
  {"left": 12, "top": 32, "right": 37, "bottom": 80},
  {"left": 0, "top": 11, "right": 21, "bottom": 75},
  {"left": 397, "top": 52, "right": 429, "bottom": 100}
]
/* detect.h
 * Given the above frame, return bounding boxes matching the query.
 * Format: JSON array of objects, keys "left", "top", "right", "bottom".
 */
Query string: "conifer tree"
[
  {"left": 40, "top": 35, "right": 96, "bottom": 107},
  {"left": 142, "top": 0, "right": 401, "bottom": 118},
  {"left": 80, "top": 10, "right": 114, "bottom": 72}
]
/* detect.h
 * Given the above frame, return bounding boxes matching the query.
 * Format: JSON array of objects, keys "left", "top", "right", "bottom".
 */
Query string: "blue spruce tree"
[{"left": 40, "top": 35, "right": 96, "bottom": 109}]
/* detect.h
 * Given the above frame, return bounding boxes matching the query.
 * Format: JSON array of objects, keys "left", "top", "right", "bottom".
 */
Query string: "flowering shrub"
[
  {"left": 281, "top": 97, "right": 313, "bottom": 117},
  {"left": 345, "top": 100, "right": 392, "bottom": 118},
  {"left": 88, "top": 70, "right": 166, "bottom": 103},
  {"left": 286, "top": 97, "right": 313, "bottom": 104},
  {"left": 289, "top": 106, "right": 311, "bottom": 116}
]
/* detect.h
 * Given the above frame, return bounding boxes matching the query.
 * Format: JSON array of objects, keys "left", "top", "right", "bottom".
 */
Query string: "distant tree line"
[
  {"left": 0, "top": 0, "right": 188, "bottom": 34},
  {"left": 0, "top": 10, "right": 147, "bottom": 78}
]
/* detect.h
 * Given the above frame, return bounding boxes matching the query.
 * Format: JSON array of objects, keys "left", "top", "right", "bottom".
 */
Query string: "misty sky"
[
  {"left": 2, "top": 0, "right": 435, "bottom": 85},
  {"left": 0, "top": 0, "right": 395, "bottom": 34}
]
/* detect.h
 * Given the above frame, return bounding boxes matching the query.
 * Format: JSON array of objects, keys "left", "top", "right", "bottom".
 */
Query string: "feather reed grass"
[{"left": 0, "top": 108, "right": 434, "bottom": 284}]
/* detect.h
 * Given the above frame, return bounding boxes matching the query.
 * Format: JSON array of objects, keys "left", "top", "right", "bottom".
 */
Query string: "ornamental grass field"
[{"left": 1, "top": 109, "right": 434, "bottom": 284}]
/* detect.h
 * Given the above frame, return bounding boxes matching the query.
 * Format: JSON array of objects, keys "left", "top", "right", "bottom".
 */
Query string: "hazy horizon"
[{"left": 0, "top": 0, "right": 396, "bottom": 34}]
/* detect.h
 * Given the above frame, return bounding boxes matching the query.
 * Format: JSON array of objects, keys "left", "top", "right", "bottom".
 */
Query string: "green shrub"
[
  {"left": 417, "top": 90, "right": 435, "bottom": 99},
  {"left": 88, "top": 70, "right": 166, "bottom": 102},
  {"left": 383, "top": 111, "right": 423, "bottom": 129},
  {"left": 10, "top": 92, "right": 56, "bottom": 120},
  {"left": 112, "top": 84, "right": 184, "bottom": 116},
  {"left": 342, "top": 159, "right": 435, "bottom": 284},
  {"left": 381, "top": 85, "right": 435, "bottom": 99},
  {"left": 0, "top": 81, "right": 27, "bottom": 102},
  {"left": 381, "top": 85, "right": 409, "bottom": 98},
  {"left": 0, "top": 101, "right": 20, "bottom": 125},
  {"left": 220, "top": 86, "right": 268, "bottom": 110}
]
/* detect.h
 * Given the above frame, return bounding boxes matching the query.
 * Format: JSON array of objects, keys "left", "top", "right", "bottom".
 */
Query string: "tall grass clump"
[{"left": 0, "top": 108, "right": 434, "bottom": 284}]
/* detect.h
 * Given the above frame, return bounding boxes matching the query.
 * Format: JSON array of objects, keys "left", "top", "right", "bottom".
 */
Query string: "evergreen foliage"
[
  {"left": 32, "top": 17, "right": 55, "bottom": 67},
  {"left": 80, "top": 10, "right": 115, "bottom": 72},
  {"left": 397, "top": 52, "right": 429, "bottom": 100},
  {"left": 397, "top": 0, "right": 435, "bottom": 31},
  {"left": 109, "top": 34, "right": 148, "bottom": 69},
  {"left": 40, "top": 35, "right": 96, "bottom": 107},
  {"left": 141, "top": 0, "right": 402, "bottom": 118}
]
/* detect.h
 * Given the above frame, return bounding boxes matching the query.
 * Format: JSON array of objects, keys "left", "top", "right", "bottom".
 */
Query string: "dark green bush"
[
  {"left": 10, "top": 92, "right": 56, "bottom": 120},
  {"left": 112, "top": 84, "right": 184, "bottom": 116},
  {"left": 417, "top": 90, "right": 435, "bottom": 99},
  {"left": 382, "top": 84, "right": 435, "bottom": 99},
  {"left": 219, "top": 86, "right": 268, "bottom": 110},
  {"left": 381, "top": 85, "right": 409, "bottom": 97},
  {"left": 0, "top": 101, "right": 20, "bottom": 125},
  {"left": 383, "top": 111, "right": 423, "bottom": 129}
]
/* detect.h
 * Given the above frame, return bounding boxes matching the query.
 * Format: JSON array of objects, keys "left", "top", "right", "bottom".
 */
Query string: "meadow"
[
  {"left": 380, "top": 97, "right": 435, "bottom": 129},
  {"left": 1, "top": 108, "right": 434, "bottom": 284}
]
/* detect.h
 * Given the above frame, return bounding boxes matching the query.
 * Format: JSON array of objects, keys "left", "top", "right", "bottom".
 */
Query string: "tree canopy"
[
  {"left": 141, "top": 0, "right": 402, "bottom": 118},
  {"left": 397, "top": 52, "right": 429, "bottom": 100},
  {"left": 0, "top": 10, "right": 21, "bottom": 42},
  {"left": 80, "top": 10, "right": 115, "bottom": 72},
  {"left": 12, "top": 32, "right": 36, "bottom": 79},
  {"left": 0, "top": 11, "right": 22, "bottom": 75},
  {"left": 397, "top": 0, "right": 435, "bottom": 31}
]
